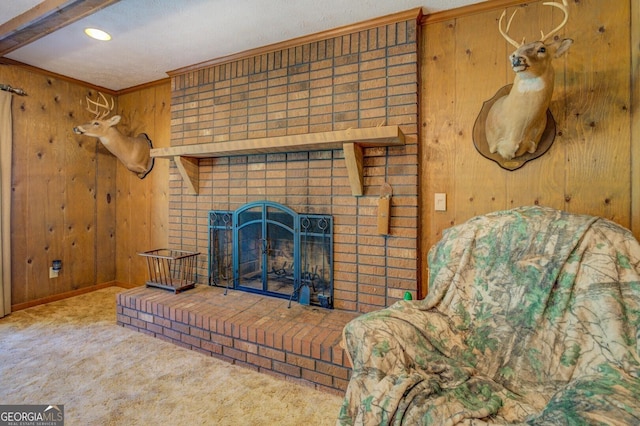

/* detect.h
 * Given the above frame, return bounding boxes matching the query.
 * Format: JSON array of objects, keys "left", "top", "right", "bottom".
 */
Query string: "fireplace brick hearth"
[
  {"left": 116, "top": 286, "right": 358, "bottom": 393},
  {"left": 117, "top": 10, "right": 420, "bottom": 397}
]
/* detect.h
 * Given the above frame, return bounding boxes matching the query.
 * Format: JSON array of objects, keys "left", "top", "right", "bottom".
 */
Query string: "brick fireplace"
[
  {"left": 117, "top": 10, "right": 421, "bottom": 393},
  {"left": 167, "top": 10, "right": 420, "bottom": 313}
]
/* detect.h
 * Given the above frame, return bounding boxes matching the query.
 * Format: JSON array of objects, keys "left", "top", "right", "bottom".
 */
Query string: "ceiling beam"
[{"left": 0, "top": 0, "right": 120, "bottom": 56}]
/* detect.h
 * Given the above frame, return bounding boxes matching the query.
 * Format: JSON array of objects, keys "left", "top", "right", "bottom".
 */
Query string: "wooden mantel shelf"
[{"left": 151, "top": 125, "right": 405, "bottom": 196}]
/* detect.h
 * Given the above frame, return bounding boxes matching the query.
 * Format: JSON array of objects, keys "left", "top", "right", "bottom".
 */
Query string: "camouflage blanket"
[{"left": 338, "top": 206, "right": 640, "bottom": 425}]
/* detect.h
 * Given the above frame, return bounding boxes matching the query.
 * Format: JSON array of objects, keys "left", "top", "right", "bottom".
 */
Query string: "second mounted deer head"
[
  {"left": 73, "top": 92, "right": 154, "bottom": 179},
  {"left": 484, "top": 0, "right": 573, "bottom": 162}
]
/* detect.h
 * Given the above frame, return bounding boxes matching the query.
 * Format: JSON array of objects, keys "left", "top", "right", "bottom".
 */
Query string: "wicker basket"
[{"left": 139, "top": 249, "right": 200, "bottom": 293}]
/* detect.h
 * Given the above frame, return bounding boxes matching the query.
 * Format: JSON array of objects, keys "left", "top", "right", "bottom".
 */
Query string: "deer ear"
[
  {"left": 108, "top": 115, "right": 122, "bottom": 126},
  {"left": 554, "top": 38, "right": 573, "bottom": 58}
]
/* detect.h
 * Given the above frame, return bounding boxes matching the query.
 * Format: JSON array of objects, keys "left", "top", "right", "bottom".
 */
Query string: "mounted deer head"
[
  {"left": 73, "top": 92, "right": 154, "bottom": 179},
  {"left": 485, "top": 0, "right": 573, "bottom": 161}
]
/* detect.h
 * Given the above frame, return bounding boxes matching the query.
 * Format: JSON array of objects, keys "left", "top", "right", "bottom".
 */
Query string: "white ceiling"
[{"left": 1, "top": 0, "right": 485, "bottom": 91}]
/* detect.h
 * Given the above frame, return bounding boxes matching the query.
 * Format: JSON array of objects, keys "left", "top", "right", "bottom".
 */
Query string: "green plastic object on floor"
[{"left": 403, "top": 291, "right": 413, "bottom": 301}]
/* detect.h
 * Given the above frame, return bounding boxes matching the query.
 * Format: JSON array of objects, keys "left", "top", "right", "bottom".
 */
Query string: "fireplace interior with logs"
[{"left": 208, "top": 201, "right": 333, "bottom": 308}]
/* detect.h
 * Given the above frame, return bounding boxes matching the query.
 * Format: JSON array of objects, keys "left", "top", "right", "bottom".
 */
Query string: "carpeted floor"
[{"left": 0, "top": 287, "right": 344, "bottom": 425}]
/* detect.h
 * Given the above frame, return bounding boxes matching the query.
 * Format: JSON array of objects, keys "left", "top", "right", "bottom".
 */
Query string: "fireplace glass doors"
[{"left": 208, "top": 201, "right": 333, "bottom": 308}]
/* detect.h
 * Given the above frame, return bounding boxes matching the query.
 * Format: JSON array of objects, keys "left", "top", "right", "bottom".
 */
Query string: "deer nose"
[
  {"left": 73, "top": 127, "right": 83, "bottom": 134},
  {"left": 511, "top": 56, "right": 525, "bottom": 67}
]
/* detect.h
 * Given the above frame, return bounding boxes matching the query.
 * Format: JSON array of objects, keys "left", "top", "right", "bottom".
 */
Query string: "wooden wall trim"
[
  {"left": 632, "top": 0, "right": 640, "bottom": 238},
  {"left": 117, "top": 77, "right": 171, "bottom": 95},
  {"left": 10, "top": 282, "right": 123, "bottom": 312},
  {"left": 0, "top": 57, "right": 170, "bottom": 95},
  {"left": 0, "top": 57, "right": 117, "bottom": 95},
  {"left": 422, "top": 0, "right": 527, "bottom": 24},
  {"left": 167, "top": 7, "right": 423, "bottom": 77}
]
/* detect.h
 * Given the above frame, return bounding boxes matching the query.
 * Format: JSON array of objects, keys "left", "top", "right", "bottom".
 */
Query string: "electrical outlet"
[
  {"left": 49, "top": 267, "right": 59, "bottom": 278},
  {"left": 435, "top": 193, "right": 447, "bottom": 211}
]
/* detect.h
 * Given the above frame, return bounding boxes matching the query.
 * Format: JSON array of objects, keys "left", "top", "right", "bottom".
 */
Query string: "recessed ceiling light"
[{"left": 84, "top": 28, "right": 111, "bottom": 41}]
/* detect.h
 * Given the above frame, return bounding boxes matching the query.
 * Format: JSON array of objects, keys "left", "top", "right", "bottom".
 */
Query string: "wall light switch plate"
[{"left": 435, "top": 193, "right": 447, "bottom": 212}]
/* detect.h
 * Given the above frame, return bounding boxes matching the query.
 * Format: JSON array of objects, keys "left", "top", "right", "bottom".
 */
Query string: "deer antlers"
[
  {"left": 539, "top": 1, "right": 570, "bottom": 42},
  {"left": 499, "top": 0, "right": 569, "bottom": 48},
  {"left": 85, "top": 92, "right": 114, "bottom": 119}
]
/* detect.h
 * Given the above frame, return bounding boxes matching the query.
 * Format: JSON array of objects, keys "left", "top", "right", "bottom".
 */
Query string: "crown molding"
[
  {"left": 422, "top": 0, "right": 527, "bottom": 24},
  {"left": 0, "top": 57, "right": 118, "bottom": 95}
]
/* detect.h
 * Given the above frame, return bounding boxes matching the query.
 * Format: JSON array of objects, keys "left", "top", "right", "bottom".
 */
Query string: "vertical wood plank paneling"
[
  {"left": 420, "top": 0, "right": 634, "bottom": 282},
  {"left": 453, "top": 11, "right": 509, "bottom": 218},
  {"left": 114, "top": 138, "right": 132, "bottom": 284},
  {"left": 48, "top": 83, "right": 74, "bottom": 294},
  {"left": 0, "top": 65, "right": 117, "bottom": 306},
  {"left": 65, "top": 83, "right": 98, "bottom": 290},
  {"left": 128, "top": 89, "right": 153, "bottom": 286},
  {"left": 59, "top": 84, "right": 90, "bottom": 290},
  {"left": 116, "top": 83, "right": 170, "bottom": 287},
  {"left": 563, "top": 0, "right": 630, "bottom": 224},
  {"left": 27, "top": 77, "right": 56, "bottom": 299},
  {"left": 94, "top": 91, "right": 117, "bottom": 284},
  {"left": 632, "top": 0, "right": 640, "bottom": 238},
  {"left": 28, "top": 82, "right": 51, "bottom": 298},
  {"left": 115, "top": 93, "right": 138, "bottom": 285},
  {"left": 421, "top": 20, "right": 457, "bottom": 294},
  {"left": 149, "top": 84, "right": 170, "bottom": 250},
  {"left": 9, "top": 71, "right": 35, "bottom": 304}
]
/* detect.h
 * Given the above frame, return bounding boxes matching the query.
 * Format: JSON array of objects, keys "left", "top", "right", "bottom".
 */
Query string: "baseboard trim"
[{"left": 11, "top": 281, "right": 142, "bottom": 311}]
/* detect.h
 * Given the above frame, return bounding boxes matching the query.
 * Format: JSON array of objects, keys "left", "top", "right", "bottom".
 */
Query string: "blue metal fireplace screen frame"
[{"left": 208, "top": 201, "right": 333, "bottom": 308}]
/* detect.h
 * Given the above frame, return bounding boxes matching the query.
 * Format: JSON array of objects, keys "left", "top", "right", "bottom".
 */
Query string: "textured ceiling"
[
  {"left": 1, "top": 0, "right": 486, "bottom": 91},
  {"left": 0, "top": 1, "right": 44, "bottom": 22}
]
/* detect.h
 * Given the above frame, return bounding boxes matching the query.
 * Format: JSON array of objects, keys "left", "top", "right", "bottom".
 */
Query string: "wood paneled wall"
[
  {"left": 0, "top": 62, "right": 170, "bottom": 308},
  {"left": 0, "top": 64, "right": 117, "bottom": 307},
  {"left": 420, "top": 0, "right": 637, "bottom": 295},
  {"left": 115, "top": 84, "right": 171, "bottom": 286}
]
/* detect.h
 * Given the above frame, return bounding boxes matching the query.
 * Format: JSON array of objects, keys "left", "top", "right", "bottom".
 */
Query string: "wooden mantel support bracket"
[
  {"left": 174, "top": 156, "right": 199, "bottom": 195},
  {"left": 343, "top": 142, "right": 364, "bottom": 196},
  {"left": 152, "top": 125, "right": 405, "bottom": 196}
]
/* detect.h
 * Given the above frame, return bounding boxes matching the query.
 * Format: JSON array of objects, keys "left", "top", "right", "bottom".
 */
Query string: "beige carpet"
[{"left": 0, "top": 287, "right": 343, "bottom": 425}]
